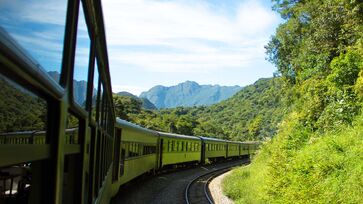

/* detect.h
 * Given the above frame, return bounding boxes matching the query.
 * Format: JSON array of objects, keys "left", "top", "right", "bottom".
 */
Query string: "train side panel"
[
  {"left": 111, "top": 119, "right": 158, "bottom": 197},
  {"left": 240, "top": 143, "right": 249, "bottom": 156},
  {"left": 159, "top": 133, "right": 201, "bottom": 167},
  {"left": 200, "top": 137, "right": 227, "bottom": 162},
  {"left": 227, "top": 142, "right": 240, "bottom": 157}
]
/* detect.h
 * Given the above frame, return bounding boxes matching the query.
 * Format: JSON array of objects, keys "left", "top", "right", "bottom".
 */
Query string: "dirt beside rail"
[
  {"left": 111, "top": 160, "right": 246, "bottom": 204},
  {"left": 209, "top": 171, "right": 234, "bottom": 204}
]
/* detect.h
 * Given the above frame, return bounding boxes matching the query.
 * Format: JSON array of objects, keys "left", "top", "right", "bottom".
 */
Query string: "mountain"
[
  {"left": 139, "top": 81, "right": 242, "bottom": 108},
  {"left": 127, "top": 77, "right": 287, "bottom": 140},
  {"left": 48, "top": 71, "right": 88, "bottom": 106},
  {"left": 117, "top": 91, "right": 157, "bottom": 110}
]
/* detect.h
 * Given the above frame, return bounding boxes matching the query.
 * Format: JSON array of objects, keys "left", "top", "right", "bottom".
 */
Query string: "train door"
[{"left": 201, "top": 140, "right": 205, "bottom": 164}]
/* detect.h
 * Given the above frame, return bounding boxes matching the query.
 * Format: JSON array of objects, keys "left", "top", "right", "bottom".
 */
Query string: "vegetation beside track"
[{"left": 222, "top": 0, "right": 363, "bottom": 203}]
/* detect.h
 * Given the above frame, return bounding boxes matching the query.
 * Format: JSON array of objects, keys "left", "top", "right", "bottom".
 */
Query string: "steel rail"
[{"left": 185, "top": 160, "right": 249, "bottom": 204}]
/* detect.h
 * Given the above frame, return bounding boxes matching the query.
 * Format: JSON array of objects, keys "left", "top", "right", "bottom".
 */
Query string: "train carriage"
[
  {"left": 227, "top": 141, "right": 240, "bottom": 158},
  {"left": 247, "top": 142, "right": 260, "bottom": 155},
  {"left": 158, "top": 132, "right": 201, "bottom": 167},
  {"left": 112, "top": 119, "right": 159, "bottom": 190},
  {"left": 239, "top": 142, "right": 250, "bottom": 156},
  {"left": 200, "top": 137, "right": 227, "bottom": 163}
]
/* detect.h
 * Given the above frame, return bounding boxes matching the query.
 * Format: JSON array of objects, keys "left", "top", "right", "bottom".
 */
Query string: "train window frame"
[{"left": 72, "top": 1, "right": 92, "bottom": 108}]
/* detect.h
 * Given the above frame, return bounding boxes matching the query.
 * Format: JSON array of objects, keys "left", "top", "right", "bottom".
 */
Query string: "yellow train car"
[
  {"left": 227, "top": 141, "right": 240, "bottom": 157},
  {"left": 200, "top": 137, "right": 227, "bottom": 163},
  {"left": 158, "top": 132, "right": 201, "bottom": 167},
  {"left": 111, "top": 119, "right": 159, "bottom": 196}
]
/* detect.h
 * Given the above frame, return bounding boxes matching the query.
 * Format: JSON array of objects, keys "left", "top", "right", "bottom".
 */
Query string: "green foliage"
[
  {"left": 225, "top": 117, "right": 363, "bottom": 203},
  {"left": 328, "top": 49, "right": 363, "bottom": 87},
  {"left": 267, "top": 0, "right": 363, "bottom": 82},
  {"left": 223, "top": 1, "right": 363, "bottom": 203},
  {"left": 113, "top": 94, "right": 142, "bottom": 121},
  {"left": 115, "top": 77, "right": 289, "bottom": 141},
  {"left": 0, "top": 77, "right": 47, "bottom": 132}
]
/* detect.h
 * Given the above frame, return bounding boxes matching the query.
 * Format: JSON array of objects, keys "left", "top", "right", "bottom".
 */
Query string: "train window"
[
  {"left": 0, "top": 74, "right": 49, "bottom": 202},
  {"left": 143, "top": 145, "right": 156, "bottom": 155},
  {"left": 0, "top": 0, "right": 67, "bottom": 84},
  {"left": 181, "top": 141, "right": 184, "bottom": 151},
  {"left": 133, "top": 143, "right": 136, "bottom": 156},
  {"left": 169, "top": 141, "right": 171, "bottom": 152},
  {"left": 91, "top": 61, "right": 99, "bottom": 120},
  {"left": 126, "top": 142, "right": 130, "bottom": 158},
  {"left": 73, "top": 3, "right": 91, "bottom": 107},
  {"left": 66, "top": 113, "right": 79, "bottom": 144},
  {"left": 176, "top": 141, "right": 180, "bottom": 152},
  {"left": 97, "top": 84, "right": 104, "bottom": 125},
  {"left": 0, "top": 74, "right": 48, "bottom": 144}
]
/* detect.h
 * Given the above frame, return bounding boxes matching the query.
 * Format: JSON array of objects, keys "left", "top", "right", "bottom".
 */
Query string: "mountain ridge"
[{"left": 140, "top": 81, "right": 242, "bottom": 108}]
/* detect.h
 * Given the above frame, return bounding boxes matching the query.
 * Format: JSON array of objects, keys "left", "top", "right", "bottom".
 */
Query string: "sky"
[
  {"left": 0, "top": 0, "right": 281, "bottom": 96},
  {"left": 103, "top": 0, "right": 282, "bottom": 95}
]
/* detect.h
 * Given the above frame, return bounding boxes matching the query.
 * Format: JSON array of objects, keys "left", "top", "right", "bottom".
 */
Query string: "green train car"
[
  {"left": 227, "top": 141, "right": 240, "bottom": 157},
  {"left": 158, "top": 132, "right": 201, "bottom": 167},
  {"left": 200, "top": 137, "right": 227, "bottom": 163}
]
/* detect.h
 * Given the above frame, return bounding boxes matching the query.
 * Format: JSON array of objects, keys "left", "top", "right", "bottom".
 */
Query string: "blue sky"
[
  {"left": 103, "top": 0, "right": 282, "bottom": 95},
  {"left": 0, "top": 0, "right": 281, "bottom": 96}
]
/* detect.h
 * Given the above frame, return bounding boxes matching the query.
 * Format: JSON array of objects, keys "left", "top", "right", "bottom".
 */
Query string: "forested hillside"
[
  {"left": 223, "top": 0, "right": 363, "bottom": 203},
  {"left": 114, "top": 77, "right": 289, "bottom": 141}
]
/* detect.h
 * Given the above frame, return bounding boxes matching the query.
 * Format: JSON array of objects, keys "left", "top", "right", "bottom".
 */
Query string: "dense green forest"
[{"left": 0, "top": 77, "right": 47, "bottom": 132}]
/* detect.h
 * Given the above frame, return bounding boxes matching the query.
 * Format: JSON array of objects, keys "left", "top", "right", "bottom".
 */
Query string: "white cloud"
[
  {"left": 112, "top": 85, "right": 147, "bottom": 96},
  {"left": 103, "top": 0, "right": 279, "bottom": 74}
]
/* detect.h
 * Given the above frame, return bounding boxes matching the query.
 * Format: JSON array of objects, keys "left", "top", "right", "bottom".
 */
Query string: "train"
[
  {"left": 109, "top": 119, "right": 259, "bottom": 197},
  {"left": 0, "top": 119, "right": 259, "bottom": 203}
]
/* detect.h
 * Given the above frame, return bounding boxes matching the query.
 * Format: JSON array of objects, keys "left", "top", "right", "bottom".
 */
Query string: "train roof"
[
  {"left": 115, "top": 118, "right": 158, "bottom": 136},
  {"left": 241, "top": 141, "right": 261, "bottom": 145},
  {"left": 198, "top": 136, "right": 227, "bottom": 143},
  {"left": 226, "top": 141, "right": 241, "bottom": 144},
  {"left": 157, "top": 131, "right": 201, "bottom": 141}
]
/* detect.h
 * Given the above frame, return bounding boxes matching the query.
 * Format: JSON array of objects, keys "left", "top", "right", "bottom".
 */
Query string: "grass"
[{"left": 222, "top": 116, "right": 363, "bottom": 204}]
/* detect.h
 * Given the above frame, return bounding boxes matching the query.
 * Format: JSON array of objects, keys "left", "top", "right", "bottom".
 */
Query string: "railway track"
[{"left": 185, "top": 160, "right": 249, "bottom": 204}]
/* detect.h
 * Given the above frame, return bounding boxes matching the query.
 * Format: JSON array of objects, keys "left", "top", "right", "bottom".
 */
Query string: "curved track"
[{"left": 185, "top": 160, "right": 249, "bottom": 204}]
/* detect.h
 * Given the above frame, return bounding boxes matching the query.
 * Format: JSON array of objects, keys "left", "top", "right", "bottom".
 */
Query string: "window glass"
[
  {"left": 0, "top": 75, "right": 48, "bottom": 203},
  {"left": 98, "top": 85, "right": 104, "bottom": 124},
  {"left": 73, "top": 4, "right": 90, "bottom": 107},
  {"left": 66, "top": 113, "right": 79, "bottom": 144},
  {"left": 0, "top": 0, "right": 67, "bottom": 83},
  {"left": 0, "top": 74, "right": 47, "bottom": 144},
  {"left": 91, "top": 62, "right": 99, "bottom": 120}
]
